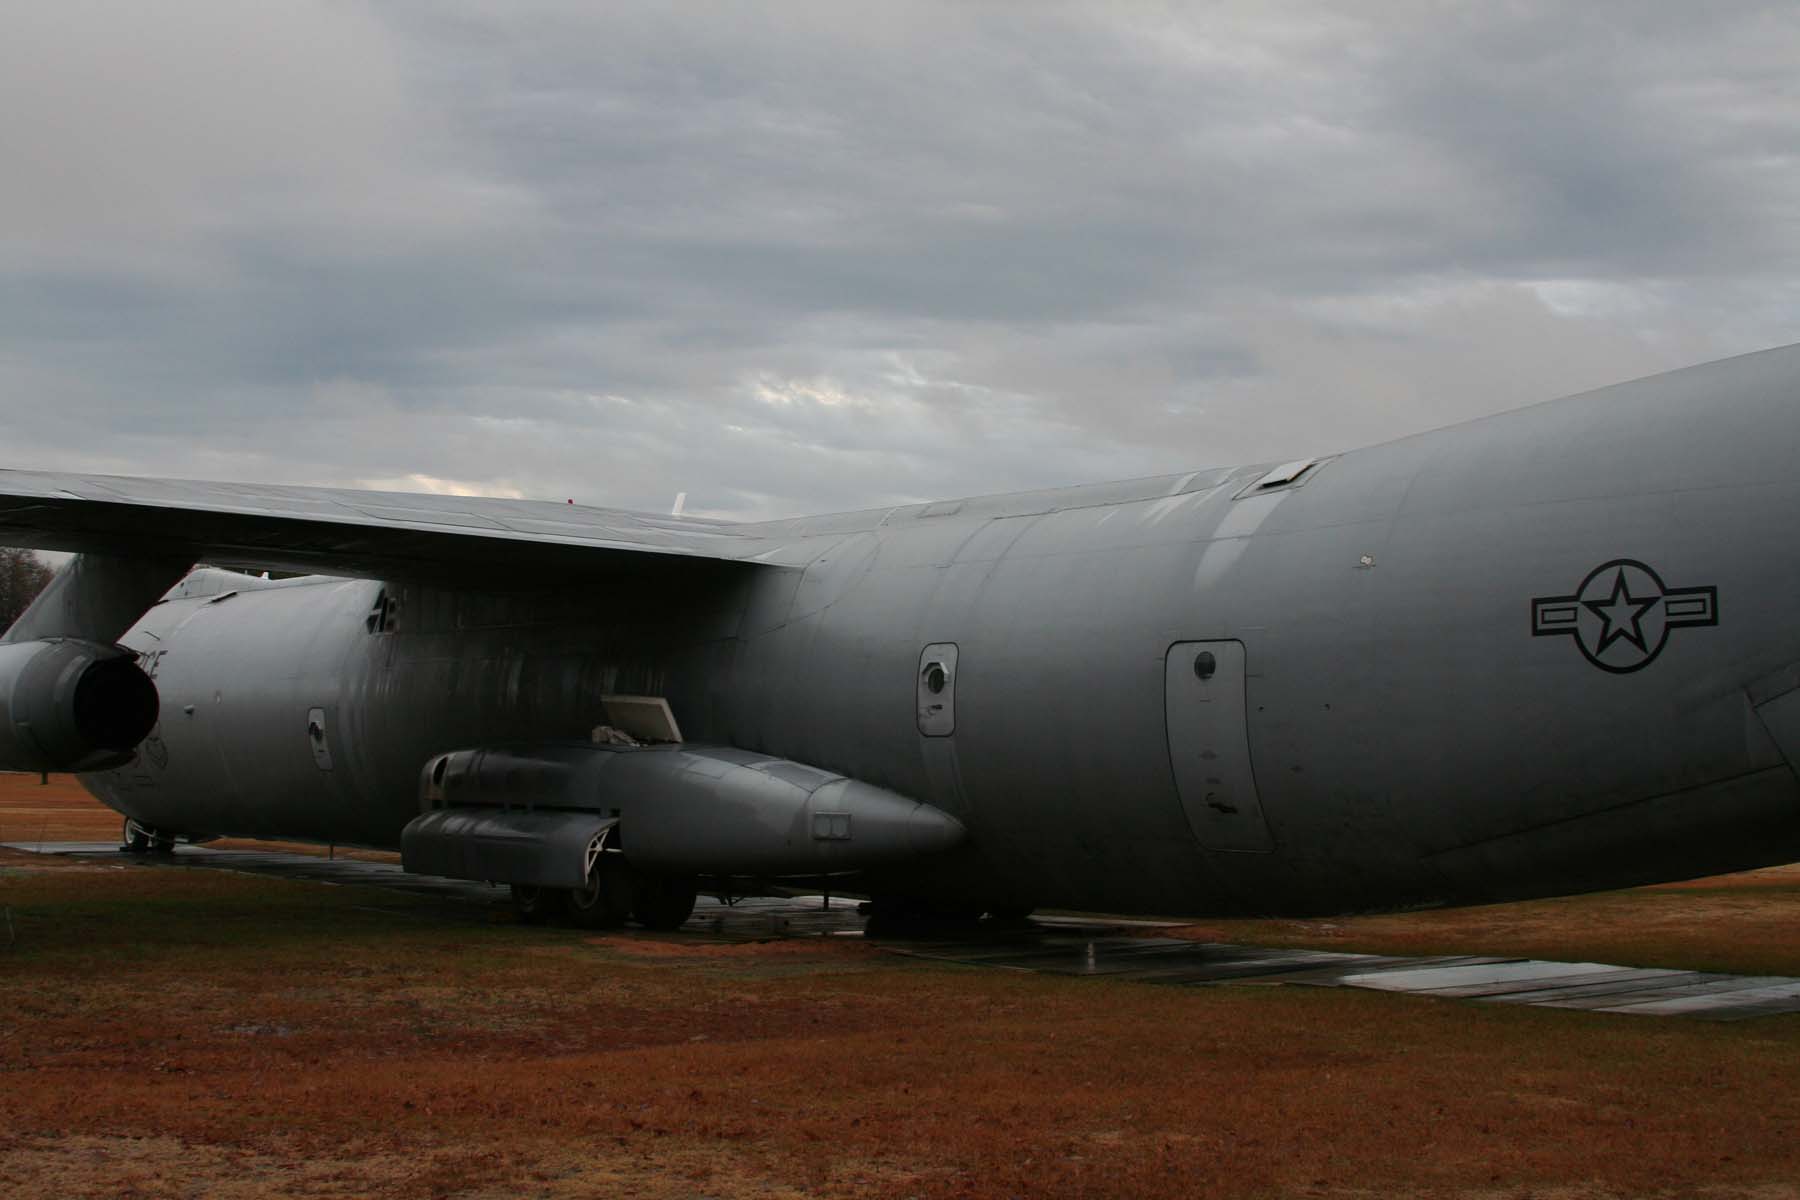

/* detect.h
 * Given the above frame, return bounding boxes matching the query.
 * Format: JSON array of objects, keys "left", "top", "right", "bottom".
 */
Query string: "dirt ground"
[{"left": 3, "top": 774, "right": 1799, "bottom": 1199}]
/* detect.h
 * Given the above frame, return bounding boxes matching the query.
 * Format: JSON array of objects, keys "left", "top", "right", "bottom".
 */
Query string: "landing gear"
[
  {"left": 121, "top": 818, "right": 176, "bottom": 854},
  {"left": 518, "top": 869, "right": 693, "bottom": 931},
  {"left": 632, "top": 873, "right": 698, "bottom": 931},
  {"left": 510, "top": 884, "right": 566, "bottom": 924},
  {"left": 564, "top": 856, "right": 634, "bottom": 929}
]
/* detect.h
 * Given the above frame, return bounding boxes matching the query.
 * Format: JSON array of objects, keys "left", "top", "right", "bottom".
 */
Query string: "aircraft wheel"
[
  {"left": 632, "top": 874, "right": 698, "bottom": 931},
  {"left": 564, "top": 858, "right": 633, "bottom": 929},
  {"left": 149, "top": 831, "right": 178, "bottom": 855},
  {"left": 510, "top": 884, "right": 565, "bottom": 924},
  {"left": 120, "top": 818, "right": 151, "bottom": 853}
]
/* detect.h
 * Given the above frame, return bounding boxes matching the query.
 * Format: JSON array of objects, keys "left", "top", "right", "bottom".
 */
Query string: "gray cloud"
[{"left": 2, "top": 1, "right": 1796, "bottom": 520}]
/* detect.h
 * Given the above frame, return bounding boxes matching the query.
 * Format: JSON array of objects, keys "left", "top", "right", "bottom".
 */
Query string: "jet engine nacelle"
[{"left": 0, "top": 638, "right": 159, "bottom": 773}]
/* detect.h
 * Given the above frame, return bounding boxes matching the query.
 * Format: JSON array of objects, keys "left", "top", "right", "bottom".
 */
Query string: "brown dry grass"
[
  {"left": 2, "top": 777, "right": 1799, "bottom": 1199},
  {"left": 0, "top": 771, "right": 396, "bottom": 861},
  {"left": 0, "top": 771, "right": 120, "bottom": 845}
]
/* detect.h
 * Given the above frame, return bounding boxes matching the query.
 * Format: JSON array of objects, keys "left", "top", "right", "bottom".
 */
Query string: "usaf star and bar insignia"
[{"left": 1531, "top": 559, "right": 1718, "bottom": 674}]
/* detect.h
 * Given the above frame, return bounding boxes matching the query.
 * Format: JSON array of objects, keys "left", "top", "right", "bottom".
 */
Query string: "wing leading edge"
[{"left": 0, "top": 469, "right": 770, "bottom": 581}]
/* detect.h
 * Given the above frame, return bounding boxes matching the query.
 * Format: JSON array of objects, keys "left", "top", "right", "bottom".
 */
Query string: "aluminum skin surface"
[{"left": 6, "top": 345, "right": 1800, "bottom": 916}]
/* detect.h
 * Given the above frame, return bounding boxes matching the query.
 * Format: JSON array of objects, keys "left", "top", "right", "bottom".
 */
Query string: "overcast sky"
[{"left": 2, "top": 2, "right": 1796, "bottom": 519}]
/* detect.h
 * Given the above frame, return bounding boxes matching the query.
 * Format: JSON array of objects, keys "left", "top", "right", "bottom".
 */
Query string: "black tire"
[
  {"left": 149, "top": 832, "right": 177, "bottom": 855},
  {"left": 632, "top": 874, "right": 698, "bottom": 931},
  {"left": 120, "top": 818, "right": 151, "bottom": 853},
  {"left": 510, "top": 884, "right": 565, "bottom": 924},
  {"left": 565, "top": 858, "right": 633, "bottom": 929}
]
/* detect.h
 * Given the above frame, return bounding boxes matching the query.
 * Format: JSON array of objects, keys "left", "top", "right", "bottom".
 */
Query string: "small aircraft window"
[
  {"left": 923, "top": 662, "right": 948, "bottom": 694},
  {"left": 1194, "top": 651, "right": 1217, "bottom": 680}
]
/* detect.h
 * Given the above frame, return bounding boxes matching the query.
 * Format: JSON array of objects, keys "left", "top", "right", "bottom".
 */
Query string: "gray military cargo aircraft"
[{"left": 4, "top": 344, "right": 1800, "bottom": 928}]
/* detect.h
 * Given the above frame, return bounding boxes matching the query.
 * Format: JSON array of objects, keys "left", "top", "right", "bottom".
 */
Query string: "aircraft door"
[
  {"left": 1164, "top": 640, "right": 1273, "bottom": 852},
  {"left": 916, "top": 643, "right": 970, "bottom": 817}
]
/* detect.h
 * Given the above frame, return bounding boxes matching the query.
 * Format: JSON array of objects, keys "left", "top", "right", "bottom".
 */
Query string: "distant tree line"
[{"left": 0, "top": 548, "right": 55, "bottom": 631}]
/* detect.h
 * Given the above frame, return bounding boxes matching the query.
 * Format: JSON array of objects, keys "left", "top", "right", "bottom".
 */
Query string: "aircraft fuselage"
[{"left": 79, "top": 349, "right": 1800, "bottom": 916}]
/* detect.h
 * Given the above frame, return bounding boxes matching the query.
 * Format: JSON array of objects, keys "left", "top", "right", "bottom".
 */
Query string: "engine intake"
[{"left": 0, "top": 638, "right": 159, "bottom": 772}]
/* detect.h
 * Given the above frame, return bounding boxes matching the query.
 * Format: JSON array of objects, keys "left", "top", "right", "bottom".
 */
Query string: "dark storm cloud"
[{"left": 1, "top": 2, "right": 1796, "bottom": 519}]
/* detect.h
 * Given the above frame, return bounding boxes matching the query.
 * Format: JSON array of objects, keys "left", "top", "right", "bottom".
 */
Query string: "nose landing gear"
[{"left": 120, "top": 818, "right": 177, "bottom": 855}]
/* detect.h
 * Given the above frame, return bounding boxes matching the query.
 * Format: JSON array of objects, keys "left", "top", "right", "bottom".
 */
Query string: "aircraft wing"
[{"left": 0, "top": 468, "right": 771, "bottom": 580}]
